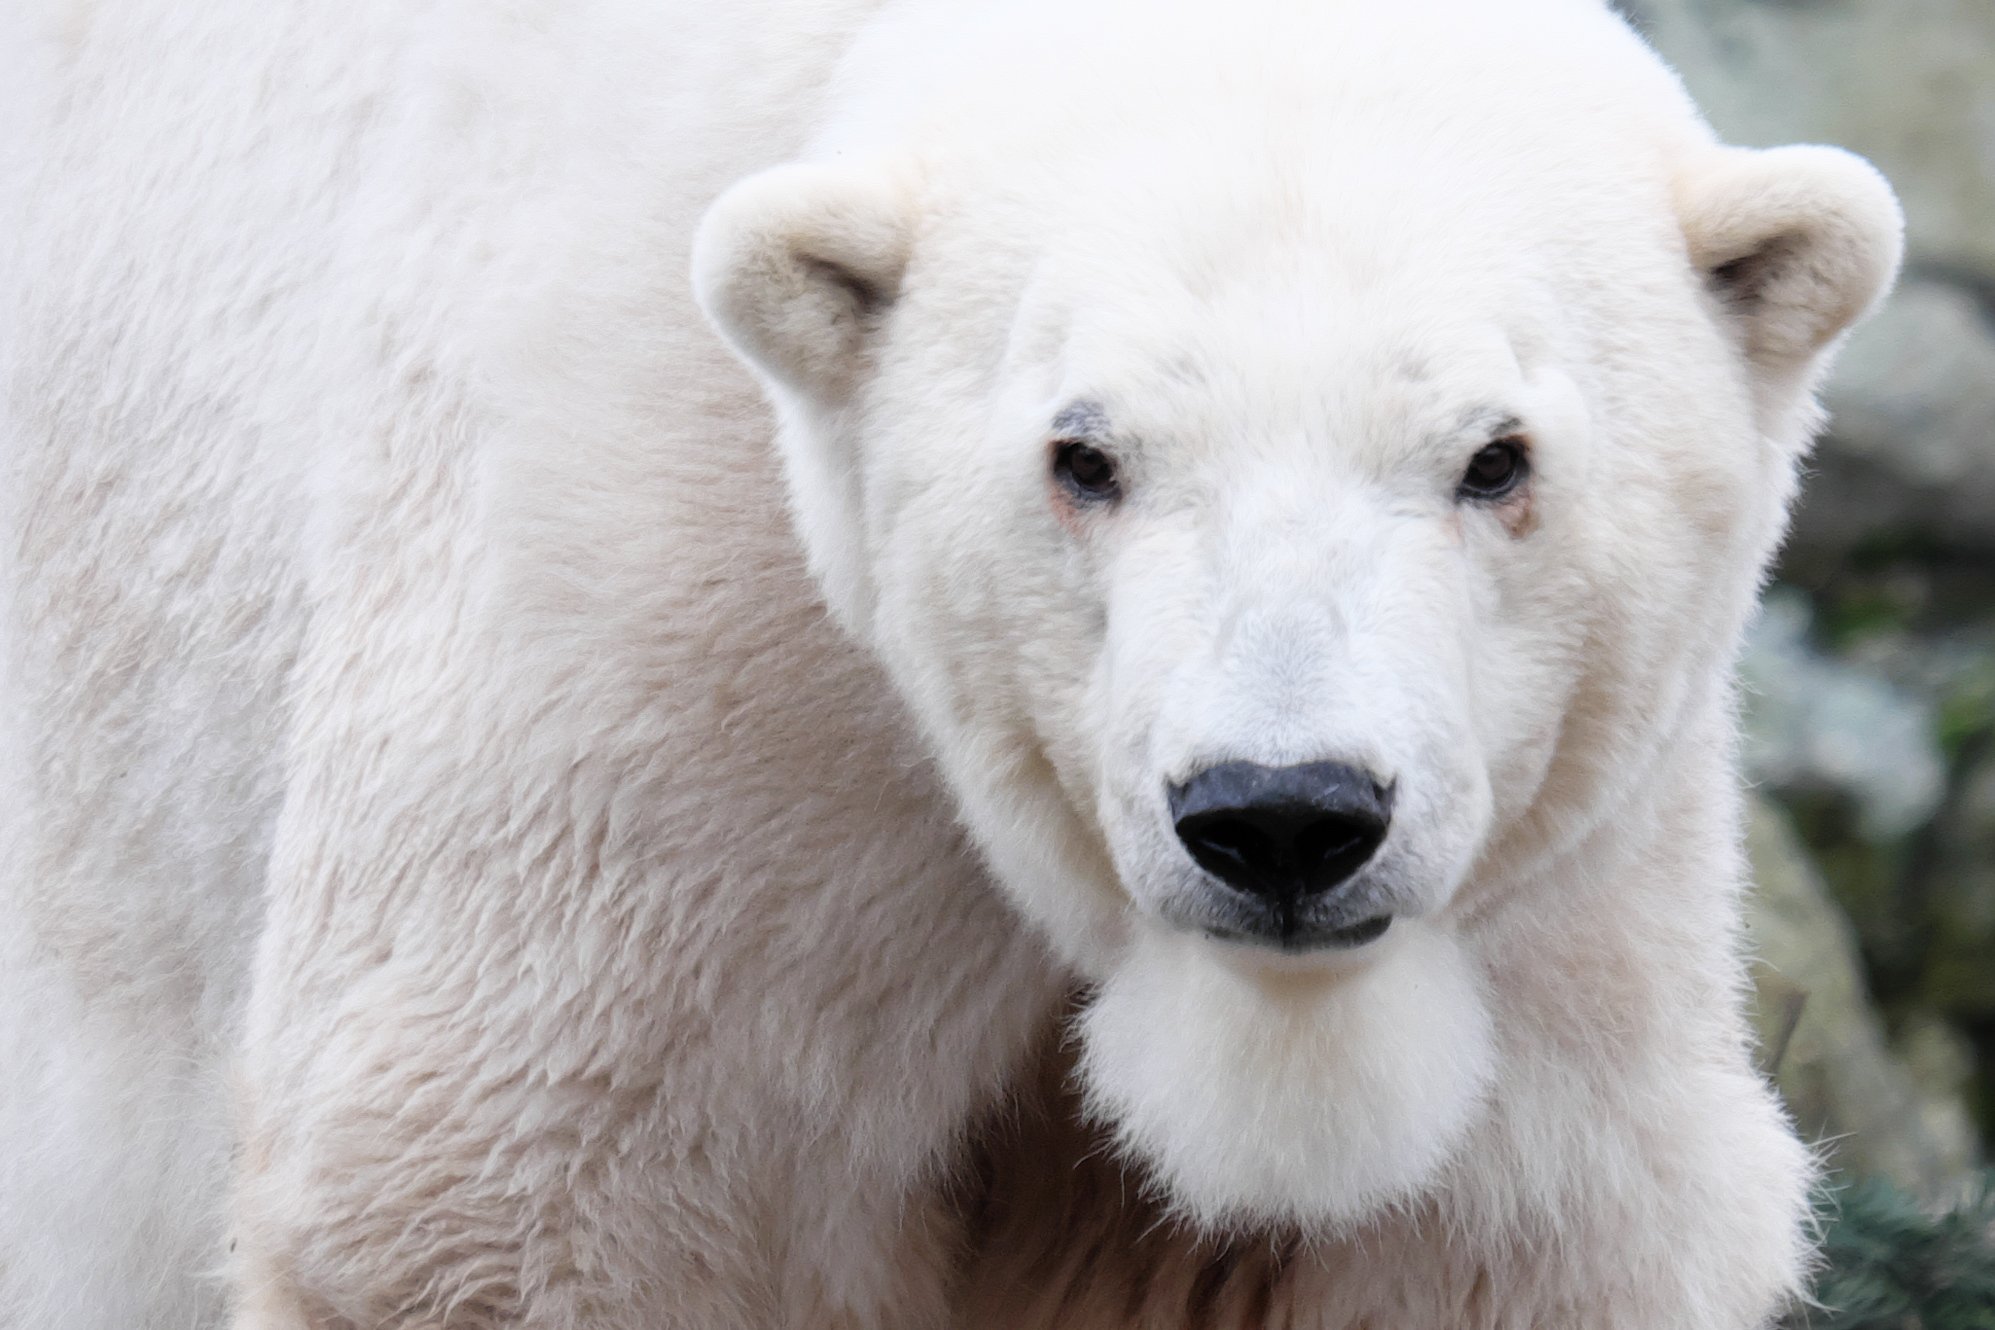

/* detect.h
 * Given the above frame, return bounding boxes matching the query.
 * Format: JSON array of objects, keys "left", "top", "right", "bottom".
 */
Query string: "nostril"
[
  {"left": 1294, "top": 811, "right": 1387, "bottom": 885},
  {"left": 1174, "top": 813, "right": 1279, "bottom": 889}
]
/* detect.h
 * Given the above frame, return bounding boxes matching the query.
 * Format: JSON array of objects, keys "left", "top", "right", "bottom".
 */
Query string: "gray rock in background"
[
  {"left": 1803, "top": 280, "right": 1995, "bottom": 561},
  {"left": 1742, "top": 591, "right": 1946, "bottom": 841},
  {"left": 1920, "top": 739, "right": 1995, "bottom": 1019},
  {"left": 1747, "top": 797, "right": 1981, "bottom": 1199}
]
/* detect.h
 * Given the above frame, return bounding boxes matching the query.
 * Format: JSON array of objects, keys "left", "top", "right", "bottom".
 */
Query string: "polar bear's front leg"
[
  {"left": 224, "top": 954, "right": 989, "bottom": 1330},
  {"left": 225, "top": 968, "right": 781, "bottom": 1329},
  {"left": 221, "top": 674, "right": 1056, "bottom": 1330},
  {"left": 224, "top": 888, "right": 1043, "bottom": 1330}
]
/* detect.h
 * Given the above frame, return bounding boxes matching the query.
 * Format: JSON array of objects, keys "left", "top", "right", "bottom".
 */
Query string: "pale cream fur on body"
[{"left": 0, "top": 0, "right": 1899, "bottom": 1326}]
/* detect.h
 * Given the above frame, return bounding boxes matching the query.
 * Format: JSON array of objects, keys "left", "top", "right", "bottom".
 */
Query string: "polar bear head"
[{"left": 694, "top": 0, "right": 1900, "bottom": 1230}]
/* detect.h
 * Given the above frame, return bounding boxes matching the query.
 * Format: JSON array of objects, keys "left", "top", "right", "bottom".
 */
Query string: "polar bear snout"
[{"left": 1166, "top": 760, "right": 1395, "bottom": 950}]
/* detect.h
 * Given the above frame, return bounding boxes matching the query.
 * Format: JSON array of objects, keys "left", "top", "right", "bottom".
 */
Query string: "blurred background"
[{"left": 1618, "top": 0, "right": 1994, "bottom": 1212}]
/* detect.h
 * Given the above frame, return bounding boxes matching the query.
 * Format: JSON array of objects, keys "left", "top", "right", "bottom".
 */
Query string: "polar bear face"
[{"left": 696, "top": 0, "right": 1900, "bottom": 1231}]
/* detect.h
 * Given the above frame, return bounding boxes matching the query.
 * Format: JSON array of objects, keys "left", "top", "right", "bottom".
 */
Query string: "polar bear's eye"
[
  {"left": 1457, "top": 438, "right": 1530, "bottom": 502},
  {"left": 1052, "top": 440, "right": 1121, "bottom": 502}
]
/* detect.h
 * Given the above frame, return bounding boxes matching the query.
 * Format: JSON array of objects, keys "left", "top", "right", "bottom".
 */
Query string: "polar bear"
[{"left": 0, "top": 0, "right": 1899, "bottom": 1326}]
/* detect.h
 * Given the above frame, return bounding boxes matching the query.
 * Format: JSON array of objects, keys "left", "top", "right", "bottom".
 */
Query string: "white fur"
[
  {"left": 1077, "top": 922, "right": 1495, "bottom": 1230},
  {"left": 1, "top": 0, "right": 1899, "bottom": 1326}
]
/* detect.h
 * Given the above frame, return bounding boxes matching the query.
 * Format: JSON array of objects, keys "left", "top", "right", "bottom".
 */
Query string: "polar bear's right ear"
[
  {"left": 692, "top": 162, "right": 916, "bottom": 406},
  {"left": 1676, "top": 144, "right": 1903, "bottom": 389}
]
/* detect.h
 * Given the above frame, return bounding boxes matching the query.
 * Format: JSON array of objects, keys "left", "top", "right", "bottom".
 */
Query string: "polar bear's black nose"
[{"left": 1169, "top": 761, "right": 1392, "bottom": 905}]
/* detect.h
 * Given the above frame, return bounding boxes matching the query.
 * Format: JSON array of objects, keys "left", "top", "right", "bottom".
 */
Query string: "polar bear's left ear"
[
  {"left": 693, "top": 161, "right": 916, "bottom": 407},
  {"left": 1677, "top": 144, "right": 1903, "bottom": 386}
]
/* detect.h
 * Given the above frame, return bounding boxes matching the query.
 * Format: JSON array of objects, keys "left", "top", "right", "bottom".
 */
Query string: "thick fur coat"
[{"left": 0, "top": 0, "right": 1899, "bottom": 1326}]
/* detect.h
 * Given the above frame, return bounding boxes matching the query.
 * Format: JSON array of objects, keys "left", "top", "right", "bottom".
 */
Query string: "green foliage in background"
[{"left": 1791, "top": 1173, "right": 1995, "bottom": 1329}]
